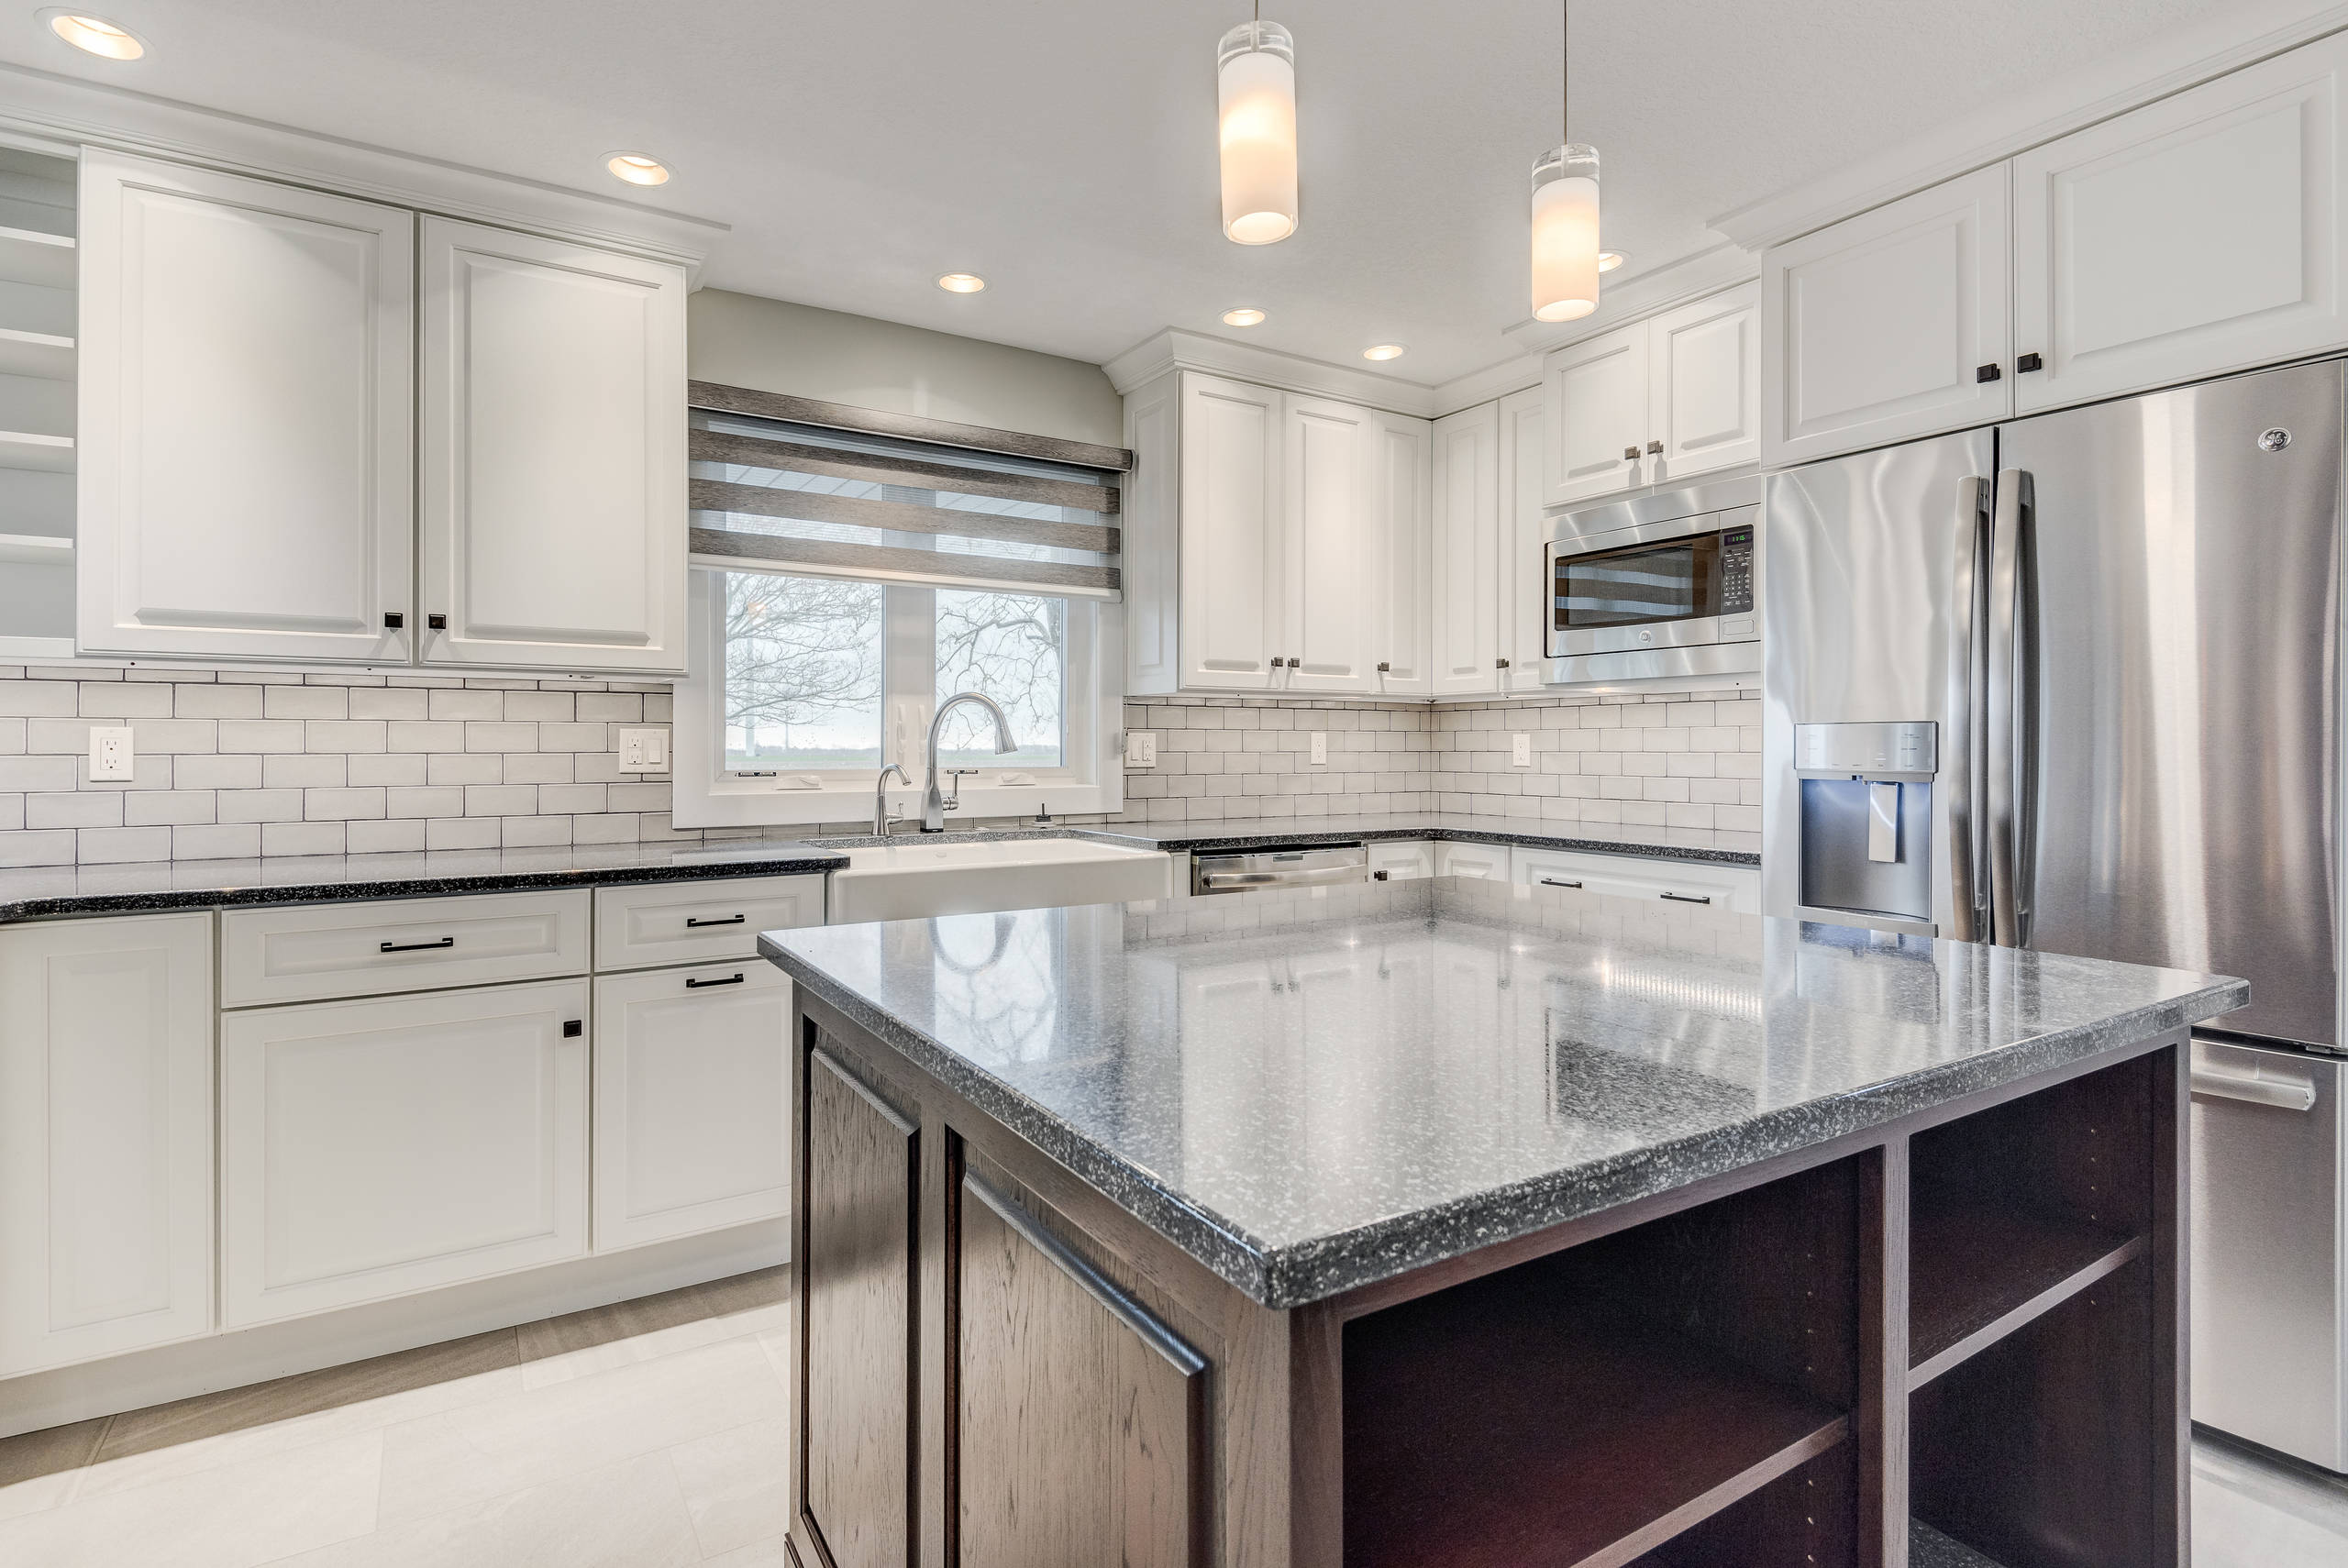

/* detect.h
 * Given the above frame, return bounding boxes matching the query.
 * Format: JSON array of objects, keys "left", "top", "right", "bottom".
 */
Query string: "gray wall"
[{"left": 687, "top": 290, "right": 1124, "bottom": 449}]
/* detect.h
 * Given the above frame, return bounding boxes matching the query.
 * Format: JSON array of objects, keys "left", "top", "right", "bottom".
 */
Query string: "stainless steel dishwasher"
[{"left": 1189, "top": 843, "right": 1368, "bottom": 896}]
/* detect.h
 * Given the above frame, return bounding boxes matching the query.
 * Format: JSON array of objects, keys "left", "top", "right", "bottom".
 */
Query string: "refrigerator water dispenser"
[{"left": 1794, "top": 722, "right": 1936, "bottom": 923}]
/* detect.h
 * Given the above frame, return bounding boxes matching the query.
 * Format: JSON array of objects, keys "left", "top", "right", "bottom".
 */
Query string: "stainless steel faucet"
[
  {"left": 872, "top": 762, "right": 911, "bottom": 836},
  {"left": 922, "top": 691, "right": 1016, "bottom": 832}
]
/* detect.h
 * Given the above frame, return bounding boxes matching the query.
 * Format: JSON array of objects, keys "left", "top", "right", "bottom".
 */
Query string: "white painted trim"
[
  {"left": 1429, "top": 355, "right": 1545, "bottom": 419},
  {"left": 0, "top": 1220, "right": 786, "bottom": 1440},
  {"left": 1102, "top": 329, "right": 1441, "bottom": 417},
  {"left": 0, "top": 60, "right": 725, "bottom": 269},
  {"left": 1499, "top": 243, "right": 1761, "bottom": 358},
  {"left": 1710, "top": 1, "right": 2348, "bottom": 250}
]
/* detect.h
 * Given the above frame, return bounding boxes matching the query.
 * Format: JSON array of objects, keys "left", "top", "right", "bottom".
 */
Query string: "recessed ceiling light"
[
  {"left": 604, "top": 153, "right": 670, "bottom": 186},
  {"left": 936, "top": 273, "right": 987, "bottom": 293},
  {"left": 1362, "top": 344, "right": 1406, "bottom": 362},
  {"left": 43, "top": 11, "right": 144, "bottom": 59},
  {"left": 1222, "top": 308, "right": 1267, "bottom": 327},
  {"left": 1598, "top": 250, "right": 1627, "bottom": 272}
]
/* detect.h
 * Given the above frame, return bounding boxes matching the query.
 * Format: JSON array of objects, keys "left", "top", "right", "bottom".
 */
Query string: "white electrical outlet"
[
  {"left": 88, "top": 726, "right": 133, "bottom": 782},
  {"left": 1512, "top": 733, "right": 1532, "bottom": 767},
  {"left": 1310, "top": 731, "right": 1327, "bottom": 766},
  {"left": 1124, "top": 731, "right": 1157, "bottom": 767},
  {"left": 616, "top": 725, "right": 670, "bottom": 772}
]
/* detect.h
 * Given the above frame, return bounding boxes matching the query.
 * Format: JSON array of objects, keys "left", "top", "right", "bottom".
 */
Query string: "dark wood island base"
[{"left": 781, "top": 986, "right": 2187, "bottom": 1568}]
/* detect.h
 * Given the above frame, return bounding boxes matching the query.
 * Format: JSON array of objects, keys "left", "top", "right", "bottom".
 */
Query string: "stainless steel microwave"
[{"left": 1542, "top": 476, "right": 1761, "bottom": 687}]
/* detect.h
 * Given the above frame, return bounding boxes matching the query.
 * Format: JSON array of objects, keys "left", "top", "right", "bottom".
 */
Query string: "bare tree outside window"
[
  {"left": 724, "top": 574, "right": 883, "bottom": 768},
  {"left": 935, "top": 589, "right": 1066, "bottom": 767}
]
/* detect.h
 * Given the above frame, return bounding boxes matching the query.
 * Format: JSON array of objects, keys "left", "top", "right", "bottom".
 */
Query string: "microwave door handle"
[
  {"left": 1985, "top": 469, "right": 2032, "bottom": 947},
  {"left": 1944, "top": 477, "right": 1988, "bottom": 942}
]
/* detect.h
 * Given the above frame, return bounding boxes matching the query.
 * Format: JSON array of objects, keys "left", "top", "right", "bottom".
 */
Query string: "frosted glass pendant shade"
[
  {"left": 1218, "top": 21, "right": 1298, "bottom": 245},
  {"left": 1531, "top": 143, "right": 1601, "bottom": 322}
]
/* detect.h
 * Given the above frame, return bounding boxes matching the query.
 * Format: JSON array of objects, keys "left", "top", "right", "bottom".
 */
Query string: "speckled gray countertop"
[
  {"left": 0, "top": 837, "right": 849, "bottom": 922},
  {"left": 762, "top": 877, "right": 2243, "bottom": 1309},
  {"left": 1076, "top": 812, "right": 1761, "bottom": 865}
]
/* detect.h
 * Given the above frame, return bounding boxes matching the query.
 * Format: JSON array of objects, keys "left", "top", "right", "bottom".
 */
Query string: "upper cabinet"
[
  {"left": 73, "top": 150, "right": 688, "bottom": 674},
  {"left": 419, "top": 219, "right": 687, "bottom": 673},
  {"left": 1125, "top": 370, "right": 1429, "bottom": 695},
  {"left": 1544, "top": 282, "right": 1759, "bottom": 505},
  {"left": 1761, "top": 167, "right": 2012, "bottom": 469},
  {"left": 1430, "top": 385, "right": 1550, "bottom": 699},
  {"left": 2011, "top": 32, "right": 2348, "bottom": 414},
  {"left": 77, "top": 152, "right": 415, "bottom": 664}
]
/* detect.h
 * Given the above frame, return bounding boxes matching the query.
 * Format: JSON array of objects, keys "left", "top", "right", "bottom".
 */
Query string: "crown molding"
[
  {"left": 0, "top": 60, "right": 729, "bottom": 268},
  {"left": 1710, "top": 2, "right": 2348, "bottom": 250},
  {"left": 1103, "top": 328, "right": 1443, "bottom": 417},
  {"left": 1430, "top": 356, "right": 1544, "bottom": 418},
  {"left": 1498, "top": 242, "right": 1759, "bottom": 359}
]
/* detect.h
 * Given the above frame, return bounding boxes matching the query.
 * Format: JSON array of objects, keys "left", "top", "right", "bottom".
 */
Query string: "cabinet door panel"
[
  {"left": 1763, "top": 165, "right": 2011, "bottom": 466},
  {"left": 1122, "top": 374, "right": 1180, "bottom": 696},
  {"left": 801, "top": 1041, "right": 919, "bottom": 1568},
  {"left": 1433, "top": 841, "right": 1509, "bottom": 880},
  {"left": 0, "top": 913, "right": 214, "bottom": 1375},
  {"left": 1177, "top": 373, "right": 1281, "bottom": 689},
  {"left": 420, "top": 218, "right": 687, "bottom": 674},
  {"left": 1499, "top": 386, "right": 1551, "bottom": 691},
  {"left": 78, "top": 152, "right": 412, "bottom": 662},
  {"left": 593, "top": 963, "right": 792, "bottom": 1251},
  {"left": 2014, "top": 33, "right": 2348, "bottom": 412},
  {"left": 1370, "top": 412, "right": 1433, "bottom": 696},
  {"left": 1430, "top": 403, "right": 1501, "bottom": 697},
  {"left": 1649, "top": 282, "right": 1761, "bottom": 479},
  {"left": 1544, "top": 324, "right": 1649, "bottom": 504},
  {"left": 1281, "top": 393, "right": 1375, "bottom": 691},
  {"left": 220, "top": 979, "right": 589, "bottom": 1325}
]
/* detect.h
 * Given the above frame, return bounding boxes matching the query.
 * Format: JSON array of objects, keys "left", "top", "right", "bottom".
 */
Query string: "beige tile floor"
[
  {"left": 0, "top": 1266, "right": 794, "bottom": 1568},
  {"left": 5, "top": 1263, "right": 2346, "bottom": 1567}
]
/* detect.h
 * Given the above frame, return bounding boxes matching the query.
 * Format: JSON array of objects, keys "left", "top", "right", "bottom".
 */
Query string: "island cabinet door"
[
  {"left": 800, "top": 1041, "right": 921, "bottom": 1568},
  {"left": 956, "top": 1169, "right": 1207, "bottom": 1568}
]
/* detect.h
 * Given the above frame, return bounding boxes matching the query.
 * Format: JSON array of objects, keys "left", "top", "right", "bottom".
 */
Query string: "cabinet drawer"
[
  {"left": 593, "top": 961, "right": 792, "bottom": 1252},
  {"left": 1512, "top": 846, "right": 1759, "bottom": 912},
  {"left": 220, "top": 978, "right": 590, "bottom": 1326},
  {"left": 221, "top": 889, "right": 591, "bottom": 1007},
  {"left": 1433, "top": 841, "right": 1511, "bottom": 881},
  {"left": 593, "top": 875, "right": 826, "bottom": 972},
  {"left": 1368, "top": 840, "right": 1435, "bottom": 881}
]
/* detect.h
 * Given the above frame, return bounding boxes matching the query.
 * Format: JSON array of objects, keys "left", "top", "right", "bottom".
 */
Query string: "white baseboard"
[{"left": 0, "top": 1220, "right": 789, "bottom": 1441}]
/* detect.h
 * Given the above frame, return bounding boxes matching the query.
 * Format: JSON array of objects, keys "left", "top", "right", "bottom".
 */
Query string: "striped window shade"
[{"left": 686, "top": 387, "right": 1124, "bottom": 600}]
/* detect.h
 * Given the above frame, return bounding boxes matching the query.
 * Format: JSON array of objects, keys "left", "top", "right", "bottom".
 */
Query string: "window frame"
[{"left": 672, "top": 564, "right": 1125, "bottom": 829}]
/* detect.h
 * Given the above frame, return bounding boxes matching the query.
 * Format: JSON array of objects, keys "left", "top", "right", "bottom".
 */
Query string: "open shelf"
[
  {"left": 0, "top": 326, "right": 72, "bottom": 381},
  {"left": 1911, "top": 1521, "right": 2008, "bottom": 1567},
  {"left": 1908, "top": 1204, "right": 2142, "bottom": 1386},
  {"left": 1346, "top": 1297, "right": 1847, "bottom": 1568},
  {"left": 0, "top": 429, "right": 72, "bottom": 472},
  {"left": 0, "top": 532, "right": 72, "bottom": 567},
  {"left": 0, "top": 225, "right": 72, "bottom": 290}
]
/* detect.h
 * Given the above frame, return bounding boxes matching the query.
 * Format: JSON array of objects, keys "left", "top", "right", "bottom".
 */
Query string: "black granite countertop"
[
  {"left": 0, "top": 837, "right": 849, "bottom": 922},
  {"left": 1075, "top": 812, "right": 1762, "bottom": 866},
  {"left": 762, "top": 877, "right": 2244, "bottom": 1309}
]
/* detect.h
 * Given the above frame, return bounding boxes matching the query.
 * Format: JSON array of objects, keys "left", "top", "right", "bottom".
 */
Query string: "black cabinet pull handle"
[
  {"left": 1645, "top": 439, "right": 1663, "bottom": 456},
  {"left": 383, "top": 612, "right": 404, "bottom": 629},
  {"left": 379, "top": 936, "right": 455, "bottom": 953},
  {"left": 426, "top": 613, "right": 448, "bottom": 630},
  {"left": 687, "top": 972, "right": 746, "bottom": 988},
  {"left": 563, "top": 1020, "right": 583, "bottom": 1037},
  {"left": 1976, "top": 363, "right": 2002, "bottom": 382},
  {"left": 684, "top": 914, "right": 746, "bottom": 928},
  {"left": 1623, "top": 446, "right": 1641, "bottom": 461},
  {"left": 1659, "top": 891, "right": 1713, "bottom": 905},
  {"left": 1539, "top": 878, "right": 1584, "bottom": 889},
  {"left": 2016, "top": 352, "right": 2043, "bottom": 373}
]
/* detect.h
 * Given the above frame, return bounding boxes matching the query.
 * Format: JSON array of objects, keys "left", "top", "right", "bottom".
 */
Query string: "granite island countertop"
[
  {"left": 762, "top": 876, "right": 2244, "bottom": 1309},
  {"left": 0, "top": 836, "right": 850, "bottom": 923},
  {"left": 1072, "top": 812, "right": 1761, "bottom": 865}
]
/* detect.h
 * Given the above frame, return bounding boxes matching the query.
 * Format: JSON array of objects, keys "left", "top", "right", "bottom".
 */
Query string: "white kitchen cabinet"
[
  {"left": 1645, "top": 283, "right": 1762, "bottom": 480},
  {"left": 219, "top": 888, "right": 592, "bottom": 1007},
  {"left": 1430, "top": 403, "right": 1503, "bottom": 698},
  {"left": 2012, "top": 31, "right": 2348, "bottom": 414},
  {"left": 1498, "top": 385, "right": 1551, "bottom": 692},
  {"left": 1761, "top": 165, "right": 2011, "bottom": 467},
  {"left": 1176, "top": 371, "right": 1283, "bottom": 690},
  {"left": 419, "top": 217, "right": 688, "bottom": 674},
  {"left": 1279, "top": 393, "right": 1378, "bottom": 692},
  {"left": 1510, "top": 845, "right": 1759, "bottom": 912},
  {"left": 1542, "top": 323, "right": 1649, "bottom": 504},
  {"left": 1369, "top": 411, "right": 1433, "bottom": 696},
  {"left": 1367, "top": 839, "right": 1434, "bottom": 881},
  {"left": 593, "top": 873, "right": 826, "bottom": 972},
  {"left": 593, "top": 960, "right": 793, "bottom": 1252},
  {"left": 220, "top": 978, "right": 590, "bottom": 1326},
  {"left": 1433, "top": 840, "right": 1509, "bottom": 881},
  {"left": 76, "top": 150, "right": 415, "bottom": 663},
  {"left": 0, "top": 913, "right": 215, "bottom": 1375}
]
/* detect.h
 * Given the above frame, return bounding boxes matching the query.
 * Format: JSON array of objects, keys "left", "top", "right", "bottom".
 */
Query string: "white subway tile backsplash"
[
  {"left": 171, "top": 823, "right": 260, "bottom": 860},
  {"left": 261, "top": 821, "right": 344, "bottom": 856},
  {"left": 264, "top": 685, "right": 348, "bottom": 720}
]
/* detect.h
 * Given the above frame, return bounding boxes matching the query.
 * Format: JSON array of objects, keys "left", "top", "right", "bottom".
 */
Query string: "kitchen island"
[{"left": 759, "top": 876, "right": 2244, "bottom": 1568}]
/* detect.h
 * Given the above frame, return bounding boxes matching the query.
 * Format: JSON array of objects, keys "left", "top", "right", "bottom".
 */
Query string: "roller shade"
[{"left": 687, "top": 405, "right": 1124, "bottom": 599}]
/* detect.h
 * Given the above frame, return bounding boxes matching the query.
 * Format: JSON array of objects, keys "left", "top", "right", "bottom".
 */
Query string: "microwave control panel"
[{"left": 1720, "top": 528, "right": 1755, "bottom": 615}]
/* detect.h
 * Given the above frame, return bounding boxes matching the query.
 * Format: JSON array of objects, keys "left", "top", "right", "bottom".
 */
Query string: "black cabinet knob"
[
  {"left": 2016, "top": 352, "right": 2044, "bottom": 373},
  {"left": 1623, "top": 446, "right": 1641, "bottom": 461},
  {"left": 426, "top": 613, "right": 448, "bottom": 631},
  {"left": 383, "top": 612, "right": 404, "bottom": 629},
  {"left": 1976, "top": 363, "right": 2002, "bottom": 382},
  {"left": 562, "top": 1020, "right": 582, "bottom": 1037},
  {"left": 1645, "top": 439, "right": 1663, "bottom": 456}
]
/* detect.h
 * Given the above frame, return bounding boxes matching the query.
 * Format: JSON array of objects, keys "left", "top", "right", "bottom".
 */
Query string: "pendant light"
[
  {"left": 1530, "top": 0, "right": 1600, "bottom": 322},
  {"left": 1218, "top": 6, "right": 1298, "bottom": 245}
]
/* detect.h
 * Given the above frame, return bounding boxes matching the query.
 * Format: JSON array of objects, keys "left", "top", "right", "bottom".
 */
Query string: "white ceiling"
[{"left": 0, "top": 0, "right": 2282, "bottom": 385}]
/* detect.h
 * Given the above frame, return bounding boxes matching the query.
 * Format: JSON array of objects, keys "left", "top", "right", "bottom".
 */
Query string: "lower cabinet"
[
  {"left": 1512, "top": 845, "right": 1761, "bottom": 912},
  {"left": 0, "top": 913, "right": 216, "bottom": 1375},
  {"left": 1433, "top": 841, "right": 1510, "bottom": 881},
  {"left": 1368, "top": 839, "right": 1434, "bottom": 881},
  {"left": 220, "top": 978, "right": 591, "bottom": 1326},
  {"left": 593, "top": 961, "right": 793, "bottom": 1252}
]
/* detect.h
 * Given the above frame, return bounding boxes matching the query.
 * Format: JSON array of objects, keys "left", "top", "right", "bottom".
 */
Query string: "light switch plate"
[
  {"left": 89, "top": 725, "right": 133, "bottom": 781},
  {"left": 1310, "top": 732, "right": 1327, "bottom": 766},
  {"left": 1124, "top": 731, "right": 1157, "bottom": 767},
  {"left": 616, "top": 725, "right": 670, "bottom": 773},
  {"left": 1512, "top": 733, "right": 1532, "bottom": 767}
]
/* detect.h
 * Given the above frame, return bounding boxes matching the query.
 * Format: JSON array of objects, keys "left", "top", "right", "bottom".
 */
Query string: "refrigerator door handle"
[
  {"left": 1985, "top": 469, "right": 2033, "bottom": 946},
  {"left": 1946, "top": 476, "right": 1990, "bottom": 941}
]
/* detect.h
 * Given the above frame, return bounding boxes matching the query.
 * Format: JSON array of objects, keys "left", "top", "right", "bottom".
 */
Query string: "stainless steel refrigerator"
[{"left": 1762, "top": 359, "right": 2348, "bottom": 1471}]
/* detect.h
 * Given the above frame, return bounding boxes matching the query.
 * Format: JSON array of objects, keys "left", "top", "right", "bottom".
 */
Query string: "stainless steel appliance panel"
[
  {"left": 2190, "top": 1035, "right": 2348, "bottom": 1470},
  {"left": 1191, "top": 845, "right": 1368, "bottom": 896},
  {"left": 1762, "top": 430, "right": 1995, "bottom": 937},
  {"left": 1998, "top": 363, "right": 2342, "bottom": 1046}
]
